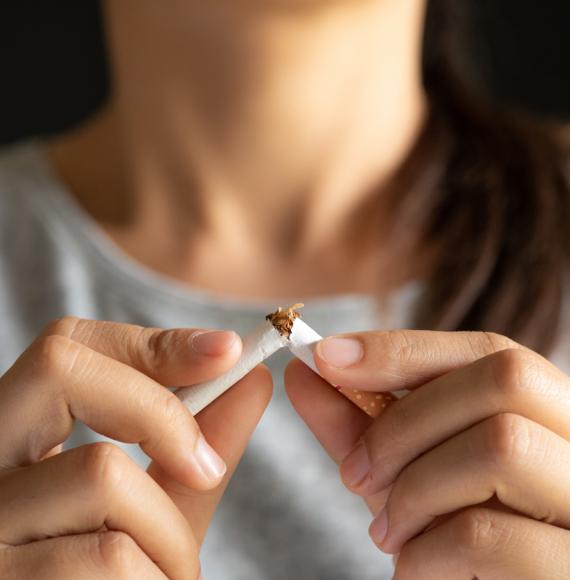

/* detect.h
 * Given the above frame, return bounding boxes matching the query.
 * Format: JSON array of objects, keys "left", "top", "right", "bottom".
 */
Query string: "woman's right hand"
[{"left": 0, "top": 317, "right": 273, "bottom": 579}]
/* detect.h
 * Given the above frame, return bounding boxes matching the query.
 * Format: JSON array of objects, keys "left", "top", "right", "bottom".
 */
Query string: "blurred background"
[{"left": 0, "top": 0, "right": 568, "bottom": 146}]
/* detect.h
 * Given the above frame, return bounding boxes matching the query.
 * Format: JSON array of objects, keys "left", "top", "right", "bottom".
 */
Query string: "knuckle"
[
  {"left": 133, "top": 326, "right": 177, "bottom": 376},
  {"left": 481, "top": 413, "right": 535, "bottom": 469},
  {"left": 383, "top": 331, "right": 416, "bottom": 365},
  {"left": 490, "top": 348, "right": 545, "bottom": 401},
  {"left": 481, "top": 331, "right": 517, "bottom": 353},
  {"left": 32, "top": 334, "right": 81, "bottom": 379},
  {"left": 161, "top": 391, "right": 195, "bottom": 434},
  {"left": 81, "top": 442, "right": 129, "bottom": 497},
  {"left": 145, "top": 392, "right": 199, "bottom": 455},
  {"left": 161, "top": 390, "right": 188, "bottom": 423},
  {"left": 454, "top": 508, "right": 510, "bottom": 556},
  {"left": 42, "top": 316, "right": 82, "bottom": 339},
  {"left": 96, "top": 531, "right": 140, "bottom": 576}
]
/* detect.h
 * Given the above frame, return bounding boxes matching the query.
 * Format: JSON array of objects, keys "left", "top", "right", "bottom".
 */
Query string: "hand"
[
  {"left": 0, "top": 317, "right": 272, "bottom": 579},
  {"left": 286, "top": 330, "right": 570, "bottom": 579}
]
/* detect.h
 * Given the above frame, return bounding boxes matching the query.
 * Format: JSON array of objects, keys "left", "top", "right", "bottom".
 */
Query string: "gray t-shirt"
[
  {"left": 0, "top": 141, "right": 421, "bottom": 579},
  {"left": 1, "top": 141, "right": 568, "bottom": 579}
]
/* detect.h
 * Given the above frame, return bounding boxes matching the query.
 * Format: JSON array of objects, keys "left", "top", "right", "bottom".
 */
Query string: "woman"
[{"left": 0, "top": 0, "right": 568, "bottom": 578}]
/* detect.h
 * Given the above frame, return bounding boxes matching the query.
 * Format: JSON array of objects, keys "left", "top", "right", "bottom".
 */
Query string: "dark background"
[{"left": 0, "top": 0, "right": 568, "bottom": 146}]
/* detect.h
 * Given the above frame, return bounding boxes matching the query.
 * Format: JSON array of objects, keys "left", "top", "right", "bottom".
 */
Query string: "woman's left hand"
[{"left": 285, "top": 330, "right": 570, "bottom": 579}]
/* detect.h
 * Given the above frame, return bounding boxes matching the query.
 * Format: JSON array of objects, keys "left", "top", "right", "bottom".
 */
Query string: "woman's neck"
[{"left": 49, "top": 0, "right": 427, "bottom": 299}]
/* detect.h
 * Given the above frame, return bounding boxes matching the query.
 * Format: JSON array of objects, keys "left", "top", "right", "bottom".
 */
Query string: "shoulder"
[
  {"left": 0, "top": 140, "right": 66, "bottom": 239},
  {"left": 0, "top": 139, "right": 42, "bottom": 183},
  {"left": 0, "top": 140, "right": 68, "bottom": 271},
  {"left": 0, "top": 140, "right": 46, "bottom": 219},
  {"left": 0, "top": 140, "right": 97, "bottom": 362}
]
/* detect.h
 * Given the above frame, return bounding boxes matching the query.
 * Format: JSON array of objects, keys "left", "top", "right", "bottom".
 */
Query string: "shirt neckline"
[{"left": 15, "top": 140, "right": 399, "bottom": 317}]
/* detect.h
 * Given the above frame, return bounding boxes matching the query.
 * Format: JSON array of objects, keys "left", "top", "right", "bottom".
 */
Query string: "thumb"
[{"left": 147, "top": 365, "right": 273, "bottom": 543}]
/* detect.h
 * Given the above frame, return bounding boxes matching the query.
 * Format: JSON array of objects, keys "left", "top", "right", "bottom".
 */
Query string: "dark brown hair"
[{"left": 393, "top": 0, "right": 570, "bottom": 354}]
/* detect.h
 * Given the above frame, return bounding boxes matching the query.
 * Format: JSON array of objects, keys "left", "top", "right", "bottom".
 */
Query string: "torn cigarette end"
[
  {"left": 266, "top": 303, "right": 304, "bottom": 338},
  {"left": 177, "top": 318, "right": 286, "bottom": 415},
  {"left": 178, "top": 302, "right": 404, "bottom": 418},
  {"left": 286, "top": 312, "right": 402, "bottom": 418}
]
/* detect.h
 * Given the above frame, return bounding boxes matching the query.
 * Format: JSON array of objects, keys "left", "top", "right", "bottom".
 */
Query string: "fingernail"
[
  {"left": 318, "top": 337, "right": 363, "bottom": 369},
  {"left": 194, "top": 436, "right": 227, "bottom": 481},
  {"left": 370, "top": 508, "right": 389, "bottom": 546},
  {"left": 191, "top": 330, "right": 238, "bottom": 356},
  {"left": 341, "top": 441, "right": 371, "bottom": 488}
]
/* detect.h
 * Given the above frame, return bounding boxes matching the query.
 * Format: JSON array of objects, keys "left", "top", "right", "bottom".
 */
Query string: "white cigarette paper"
[
  {"left": 288, "top": 318, "right": 323, "bottom": 373},
  {"left": 177, "top": 304, "right": 399, "bottom": 417},
  {"left": 177, "top": 320, "right": 287, "bottom": 415},
  {"left": 287, "top": 317, "right": 399, "bottom": 417}
]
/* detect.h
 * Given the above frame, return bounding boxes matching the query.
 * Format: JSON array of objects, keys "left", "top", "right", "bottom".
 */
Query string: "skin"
[
  {"left": 285, "top": 332, "right": 570, "bottom": 578},
  {"left": 5, "top": 1, "right": 428, "bottom": 575},
  {"left": 3, "top": 0, "right": 568, "bottom": 578},
  {"left": 0, "top": 318, "right": 273, "bottom": 578},
  {"left": 48, "top": 0, "right": 428, "bottom": 298}
]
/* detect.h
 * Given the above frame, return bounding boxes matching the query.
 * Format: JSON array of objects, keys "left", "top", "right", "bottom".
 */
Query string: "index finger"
[
  {"left": 0, "top": 317, "right": 243, "bottom": 489},
  {"left": 0, "top": 336, "right": 226, "bottom": 490},
  {"left": 41, "top": 316, "right": 242, "bottom": 386},
  {"left": 313, "top": 330, "right": 525, "bottom": 392}
]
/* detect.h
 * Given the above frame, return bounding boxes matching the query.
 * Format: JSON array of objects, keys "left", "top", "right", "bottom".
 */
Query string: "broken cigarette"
[{"left": 176, "top": 304, "right": 397, "bottom": 417}]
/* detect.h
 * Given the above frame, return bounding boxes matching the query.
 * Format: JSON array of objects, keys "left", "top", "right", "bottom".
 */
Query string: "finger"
[
  {"left": 285, "top": 359, "right": 373, "bottom": 464},
  {"left": 341, "top": 348, "right": 570, "bottom": 495},
  {"left": 376, "top": 414, "right": 570, "bottom": 553},
  {"left": 314, "top": 329, "right": 522, "bottom": 391},
  {"left": 149, "top": 365, "right": 273, "bottom": 543},
  {"left": 41, "top": 316, "right": 242, "bottom": 385},
  {"left": 389, "top": 507, "right": 570, "bottom": 580},
  {"left": 0, "top": 444, "right": 199, "bottom": 580},
  {"left": 285, "top": 359, "right": 391, "bottom": 515},
  {"left": 0, "top": 532, "right": 169, "bottom": 580},
  {"left": 0, "top": 336, "right": 226, "bottom": 489}
]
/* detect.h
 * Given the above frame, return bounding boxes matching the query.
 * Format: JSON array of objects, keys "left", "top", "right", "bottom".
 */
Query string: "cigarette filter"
[{"left": 286, "top": 315, "right": 397, "bottom": 418}]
